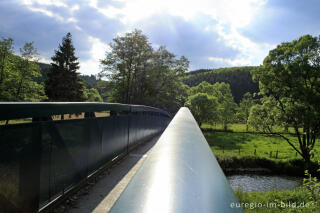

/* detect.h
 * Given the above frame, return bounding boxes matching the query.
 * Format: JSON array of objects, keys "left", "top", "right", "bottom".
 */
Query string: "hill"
[
  {"left": 36, "top": 62, "right": 102, "bottom": 90},
  {"left": 183, "top": 66, "right": 259, "bottom": 103}
]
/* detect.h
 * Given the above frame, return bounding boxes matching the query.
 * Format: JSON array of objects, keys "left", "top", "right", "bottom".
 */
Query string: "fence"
[{"left": 0, "top": 102, "right": 171, "bottom": 213}]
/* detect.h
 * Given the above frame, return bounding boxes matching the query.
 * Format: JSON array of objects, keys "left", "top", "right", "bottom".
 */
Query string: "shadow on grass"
[{"left": 204, "top": 132, "right": 256, "bottom": 150}]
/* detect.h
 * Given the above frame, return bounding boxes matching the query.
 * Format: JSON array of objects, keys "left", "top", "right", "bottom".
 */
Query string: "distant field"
[
  {"left": 0, "top": 111, "right": 110, "bottom": 125},
  {"left": 201, "top": 123, "right": 296, "bottom": 134},
  {"left": 204, "top": 131, "right": 320, "bottom": 162}
]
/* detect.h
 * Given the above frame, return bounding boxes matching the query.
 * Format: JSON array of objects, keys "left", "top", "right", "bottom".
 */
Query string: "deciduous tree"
[
  {"left": 185, "top": 93, "right": 218, "bottom": 127},
  {"left": 100, "top": 29, "right": 189, "bottom": 112},
  {"left": 249, "top": 34, "right": 320, "bottom": 162}
]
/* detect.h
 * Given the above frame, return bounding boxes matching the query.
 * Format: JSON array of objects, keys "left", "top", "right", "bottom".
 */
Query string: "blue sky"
[{"left": 1, "top": 0, "right": 319, "bottom": 75}]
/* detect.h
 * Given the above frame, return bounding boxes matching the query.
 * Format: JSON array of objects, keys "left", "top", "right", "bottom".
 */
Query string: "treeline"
[
  {"left": 186, "top": 81, "right": 255, "bottom": 131},
  {"left": 187, "top": 34, "right": 320, "bottom": 163},
  {"left": 37, "top": 62, "right": 105, "bottom": 99},
  {"left": 183, "top": 66, "right": 259, "bottom": 103},
  {"left": 0, "top": 34, "right": 103, "bottom": 102},
  {"left": 0, "top": 39, "right": 46, "bottom": 101}
]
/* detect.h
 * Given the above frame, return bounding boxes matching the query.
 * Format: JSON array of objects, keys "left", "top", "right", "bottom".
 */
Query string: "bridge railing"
[
  {"left": 110, "top": 107, "right": 243, "bottom": 213},
  {"left": 0, "top": 102, "right": 171, "bottom": 213}
]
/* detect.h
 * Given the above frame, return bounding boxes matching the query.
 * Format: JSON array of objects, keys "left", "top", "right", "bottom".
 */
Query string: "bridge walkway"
[{"left": 54, "top": 135, "right": 160, "bottom": 213}]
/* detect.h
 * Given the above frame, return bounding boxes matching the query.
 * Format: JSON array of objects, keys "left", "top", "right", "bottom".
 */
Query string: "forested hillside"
[
  {"left": 37, "top": 62, "right": 102, "bottom": 90},
  {"left": 183, "top": 66, "right": 259, "bottom": 103}
]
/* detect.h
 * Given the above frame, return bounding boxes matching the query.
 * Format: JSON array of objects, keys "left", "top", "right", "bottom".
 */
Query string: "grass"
[
  {"left": 202, "top": 123, "right": 297, "bottom": 134},
  {"left": 235, "top": 188, "right": 320, "bottom": 213},
  {"left": 203, "top": 124, "right": 320, "bottom": 176},
  {"left": 203, "top": 123, "right": 320, "bottom": 212}
]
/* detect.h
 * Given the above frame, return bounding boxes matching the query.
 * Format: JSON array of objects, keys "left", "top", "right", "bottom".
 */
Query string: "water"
[{"left": 227, "top": 175, "right": 302, "bottom": 192}]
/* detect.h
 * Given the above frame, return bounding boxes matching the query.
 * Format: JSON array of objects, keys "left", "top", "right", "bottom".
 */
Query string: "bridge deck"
[{"left": 55, "top": 135, "right": 160, "bottom": 213}]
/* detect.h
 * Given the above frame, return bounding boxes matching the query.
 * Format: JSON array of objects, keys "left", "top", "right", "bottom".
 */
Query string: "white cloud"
[
  {"left": 15, "top": 0, "right": 275, "bottom": 74},
  {"left": 91, "top": 0, "right": 266, "bottom": 27},
  {"left": 79, "top": 36, "right": 110, "bottom": 75},
  {"left": 27, "top": 7, "right": 65, "bottom": 22},
  {"left": 22, "top": 0, "right": 68, "bottom": 8},
  {"left": 213, "top": 22, "right": 275, "bottom": 66},
  {"left": 89, "top": 0, "right": 270, "bottom": 67}
]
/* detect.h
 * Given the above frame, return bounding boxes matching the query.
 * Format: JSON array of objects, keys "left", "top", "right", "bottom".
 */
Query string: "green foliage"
[
  {"left": 0, "top": 37, "right": 13, "bottom": 85},
  {"left": 185, "top": 93, "right": 218, "bottom": 126},
  {"left": 81, "top": 74, "right": 99, "bottom": 89},
  {"left": 45, "top": 32, "right": 86, "bottom": 101},
  {"left": 302, "top": 159, "right": 320, "bottom": 211},
  {"left": 96, "top": 80, "right": 113, "bottom": 101},
  {"left": 235, "top": 188, "right": 318, "bottom": 213},
  {"left": 100, "top": 29, "right": 189, "bottom": 112},
  {"left": 214, "top": 82, "right": 237, "bottom": 130},
  {"left": 183, "top": 66, "right": 259, "bottom": 103},
  {"left": 237, "top": 92, "right": 255, "bottom": 131},
  {"left": 188, "top": 81, "right": 237, "bottom": 130},
  {"left": 84, "top": 88, "right": 103, "bottom": 102},
  {"left": 0, "top": 38, "right": 46, "bottom": 101},
  {"left": 250, "top": 34, "right": 320, "bottom": 162}
]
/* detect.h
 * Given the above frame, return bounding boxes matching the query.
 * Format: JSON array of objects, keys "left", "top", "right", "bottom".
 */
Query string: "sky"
[{"left": 1, "top": 0, "right": 320, "bottom": 75}]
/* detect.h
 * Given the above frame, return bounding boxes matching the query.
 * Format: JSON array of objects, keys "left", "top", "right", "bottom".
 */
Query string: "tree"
[
  {"left": 84, "top": 88, "right": 103, "bottom": 102},
  {"left": 96, "top": 80, "right": 113, "bottom": 102},
  {"left": 101, "top": 29, "right": 153, "bottom": 104},
  {"left": 183, "top": 66, "right": 259, "bottom": 103},
  {"left": 45, "top": 32, "right": 85, "bottom": 101},
  {"left": 249, "top": 34, "right": 320, "bottom": 162},
  {"left": 188, "top": 81, "right": 237, "bottom": 130},
  {"left": 14, "top": 42, "right": 46, "bottom": 101},
  {"left": 100, "top": 29, "right": 189, "bottom": 112},
  {"left": 0, "top": 37, "right": 13, "bottom": 86},
  {"left": 213, "top": 82, "right": 237, "bottom": 131},
  {"left": 237, "top": 92, "right": 255, "bottom": 131},
  {"left": 0, "top": 40, "right": 46, "bottom": 101},
  {"left": 185, "top": 93, "right": 218, "bottom": 127}
]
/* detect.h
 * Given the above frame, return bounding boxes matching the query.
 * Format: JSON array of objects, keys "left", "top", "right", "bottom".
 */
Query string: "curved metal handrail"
[
  {"left": 110, "top": 107, "right": 243, "bottom": 213},
  {"left": 0, "top": 102, "right": 171, "bottom": 120}
]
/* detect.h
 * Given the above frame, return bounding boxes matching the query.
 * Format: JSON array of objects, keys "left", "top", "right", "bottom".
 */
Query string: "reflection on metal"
[
  {"left": 0, "top": 102, "right": 171, "bottom": 213},
  {"left": 110, "top": 107, "right": 243, "bottom": 213}
]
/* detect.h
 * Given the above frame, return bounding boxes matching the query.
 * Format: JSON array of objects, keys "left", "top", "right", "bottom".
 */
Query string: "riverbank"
[
  {"left": 204, "top": 127, "right": 320, "bottom": 212},
  {"left": 216, "top": 155, "right": 319, "bottom": 177}
]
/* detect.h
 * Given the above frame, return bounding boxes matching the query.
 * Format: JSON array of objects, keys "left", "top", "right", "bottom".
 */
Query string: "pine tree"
[{"left": 45, "top": 32, "right": 85, "bottom": 101}]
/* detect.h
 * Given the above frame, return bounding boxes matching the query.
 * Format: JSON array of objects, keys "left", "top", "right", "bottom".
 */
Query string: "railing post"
[
  {"left": 19, "top": 117, "right": 42, "bottom": 213},
  {"left": 126, "top": 106, "right": 132, "bottom": 153}
]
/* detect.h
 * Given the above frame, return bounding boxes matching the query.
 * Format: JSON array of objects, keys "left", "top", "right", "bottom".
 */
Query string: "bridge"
[{"left": 0, "top": 102, "right": 243, "bottom": 213}]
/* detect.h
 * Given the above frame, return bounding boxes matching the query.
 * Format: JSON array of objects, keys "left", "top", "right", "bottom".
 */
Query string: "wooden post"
[{"left": 254, "top": 149, "right": 256, "bottom": 155}]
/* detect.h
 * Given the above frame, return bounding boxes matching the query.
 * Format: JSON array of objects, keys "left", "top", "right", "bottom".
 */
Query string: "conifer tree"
[{"left": 45, "top": 32, "right": 85, "bottom": 101}]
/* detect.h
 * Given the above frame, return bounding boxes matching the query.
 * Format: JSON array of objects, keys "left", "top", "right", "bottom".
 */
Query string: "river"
[{"left": 227, "top": 175, "right": 302, "bottom": 192}]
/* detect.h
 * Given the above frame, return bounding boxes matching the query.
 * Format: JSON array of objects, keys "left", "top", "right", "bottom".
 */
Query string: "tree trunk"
[
  {"left": 301, "top": 148, "right": 311, "bottom": 163},
  {"left": 224, "top": 122, "right": 227, "bottom": 131}
]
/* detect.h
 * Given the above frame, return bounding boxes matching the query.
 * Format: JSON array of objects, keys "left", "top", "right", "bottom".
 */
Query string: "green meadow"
[{"left": 203, "top": 123, "right": 320, "bottom": 213}]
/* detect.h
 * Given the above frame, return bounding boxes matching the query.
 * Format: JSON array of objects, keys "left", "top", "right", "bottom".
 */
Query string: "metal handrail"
[
  {"left": 0, "top": 102, "right": 171, "bottom": 120},
  {"left": 110, "top": 107, "right": 243, "bottom": 213},
  {"left": 0, "top": 102, "right": 172, "bottom": 212}
]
